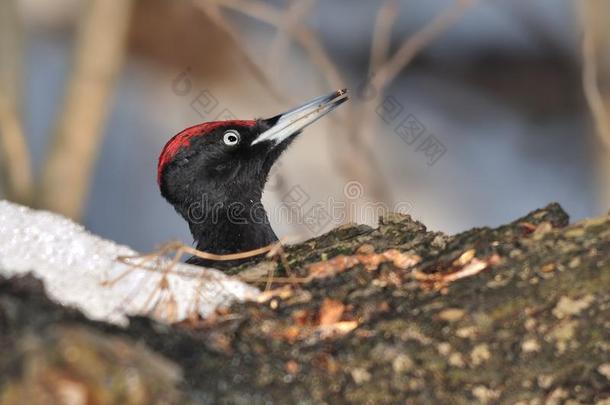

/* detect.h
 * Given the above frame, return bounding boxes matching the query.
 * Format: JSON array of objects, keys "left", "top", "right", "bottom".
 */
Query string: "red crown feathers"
[{"left": 157, "top": 120, "right": 256, "bottom": 185}]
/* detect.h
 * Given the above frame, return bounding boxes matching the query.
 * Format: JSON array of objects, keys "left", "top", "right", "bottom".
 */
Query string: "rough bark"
[{"left": 1, "top": 203, "right": 609, "bottom": 404}]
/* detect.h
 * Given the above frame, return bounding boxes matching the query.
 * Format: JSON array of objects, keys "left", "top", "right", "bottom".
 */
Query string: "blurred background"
[{"left": 0, "top": 0, "right": 609, "bottom": 252}]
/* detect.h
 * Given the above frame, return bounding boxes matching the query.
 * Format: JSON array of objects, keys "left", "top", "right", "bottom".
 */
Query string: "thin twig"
[
  {"left": 194, "top": 1, "right": 291, "bottom": 105},
  {"left": 204, "top": 0, "right": 473, "bottom": 222},
  {"left": 369, "top": 0, "right": 474, "bottom": 93},
  {"left": 208, "top": 0, "right": 345, "bottom": 101},
  {"left": 117, "top": 240, "right": 283, "bottom": 270},
  {"left": 210, "top": 0, "right": 393, "bottom": 215},
  {"left": 268, "top": 0, "right": 317, "bottom": 79},
  {"left": 370, "top": 0, "right": 400, "bottom": 74},
  {"left": 352, "top": 0, "right": 474, "bottom": 209},
  {"left": 109, "top": 241, "right": 287, "bottom": 319},
  {"left": 105, "top": 242, "right": 178, "bottom": 287}
]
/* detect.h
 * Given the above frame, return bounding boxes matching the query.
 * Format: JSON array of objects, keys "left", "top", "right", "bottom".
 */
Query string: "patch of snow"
[{"left": 0, "top": 200, "right": 260, "bottom": 325}]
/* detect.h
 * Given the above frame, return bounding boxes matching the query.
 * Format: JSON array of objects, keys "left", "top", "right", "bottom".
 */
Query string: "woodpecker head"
[{"left": 157, "top": 89, "right": 348, "bottom": 256}]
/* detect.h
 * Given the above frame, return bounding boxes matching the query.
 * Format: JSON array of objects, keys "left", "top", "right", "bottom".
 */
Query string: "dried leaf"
[
  {"left": 319, "top": 298, "right": 345, "bottom": 326},
  {"left": 307, "top": 249, "right": 420, "bottom": 280},
  {"left": 454, "top": 249, "right": 476, "bottom": 267},
  {"left": 533, "top": 221, "right": 553, "bottom": 235},
  {"left": 442, "top": 258, "right": 487, "bottom": 283},
  {"left": 317, "top": 321, "right": 359, "bottom": 339},
  {"left": 292, "top": 309, "right": 311, "bottom": 326},
  {"left": 540, "top": 263, "right": 556, "bottom": 273},
  {"left": 519, "top": 222, "right": 537, "bottom": 233},
  {"left": 280, "top": 325, "right": 302, "bottom": 343},
  {"left": 308, "top": 255, "right": 359, "bottom": 279},
  {"left": 413, "top": 256, "right": 492, "bottom": 291},
  {"left": 285, "top": 360, "right": 300, "bottom": 375},
  {"left": 356, "top": 244, "right": 375, "bottom": 254},
  {"left": 256, "top": 285, "right": 294, "bottom": 303},
  {"left": 382, "top": 249, "right": 421, "bottom": 269}
]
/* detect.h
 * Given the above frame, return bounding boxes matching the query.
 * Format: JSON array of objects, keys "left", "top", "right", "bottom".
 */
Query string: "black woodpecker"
[{"left": 157, "top": 89, "right": 348, "bottom": 268}]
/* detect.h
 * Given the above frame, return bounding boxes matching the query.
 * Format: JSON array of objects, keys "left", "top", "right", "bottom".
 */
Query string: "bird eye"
[{"left": 223, "top": 130, "right": 240, "bottom": 146}]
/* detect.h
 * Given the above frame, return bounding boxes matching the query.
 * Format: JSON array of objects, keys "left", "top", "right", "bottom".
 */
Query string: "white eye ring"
[{"left": 223, "top": 130, "right": 240, "bottom": 146}]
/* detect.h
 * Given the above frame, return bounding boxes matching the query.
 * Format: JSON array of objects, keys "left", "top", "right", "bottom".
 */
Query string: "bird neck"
[{"left": 186, "top": 196, "right": 278, "bottom": 256}]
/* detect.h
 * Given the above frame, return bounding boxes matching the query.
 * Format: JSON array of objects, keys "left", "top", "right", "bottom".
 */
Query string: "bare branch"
[
  {"left": 0, "top": 0, "right": 33, "bottom": 204},
  {"left": 206, "top": 0, "right": 473, "bottom": 219},
  {"left": 580, "top": 0, "right": 610, "bottom": 209},
  {"left": 581, "top": 2, "right": 610, "bottom": 150},
  {"left": 352, "top": 0, "right": 474, "bottom": 206},
  {"left": 37, "top": 0, "right": 135, "bottom": 219},
  {"left": 0, "top": 102, "right": 33, "bottom": 204}
]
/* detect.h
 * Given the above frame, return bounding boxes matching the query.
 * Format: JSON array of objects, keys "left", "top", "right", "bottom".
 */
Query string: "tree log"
[{"left": 1, "top": 203, "right": 609, "bottom": 404}]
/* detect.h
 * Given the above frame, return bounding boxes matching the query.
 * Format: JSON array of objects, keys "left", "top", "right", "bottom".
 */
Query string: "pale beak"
[{"left": 251, "top": 89, "right": 349, "bottom": 146}]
